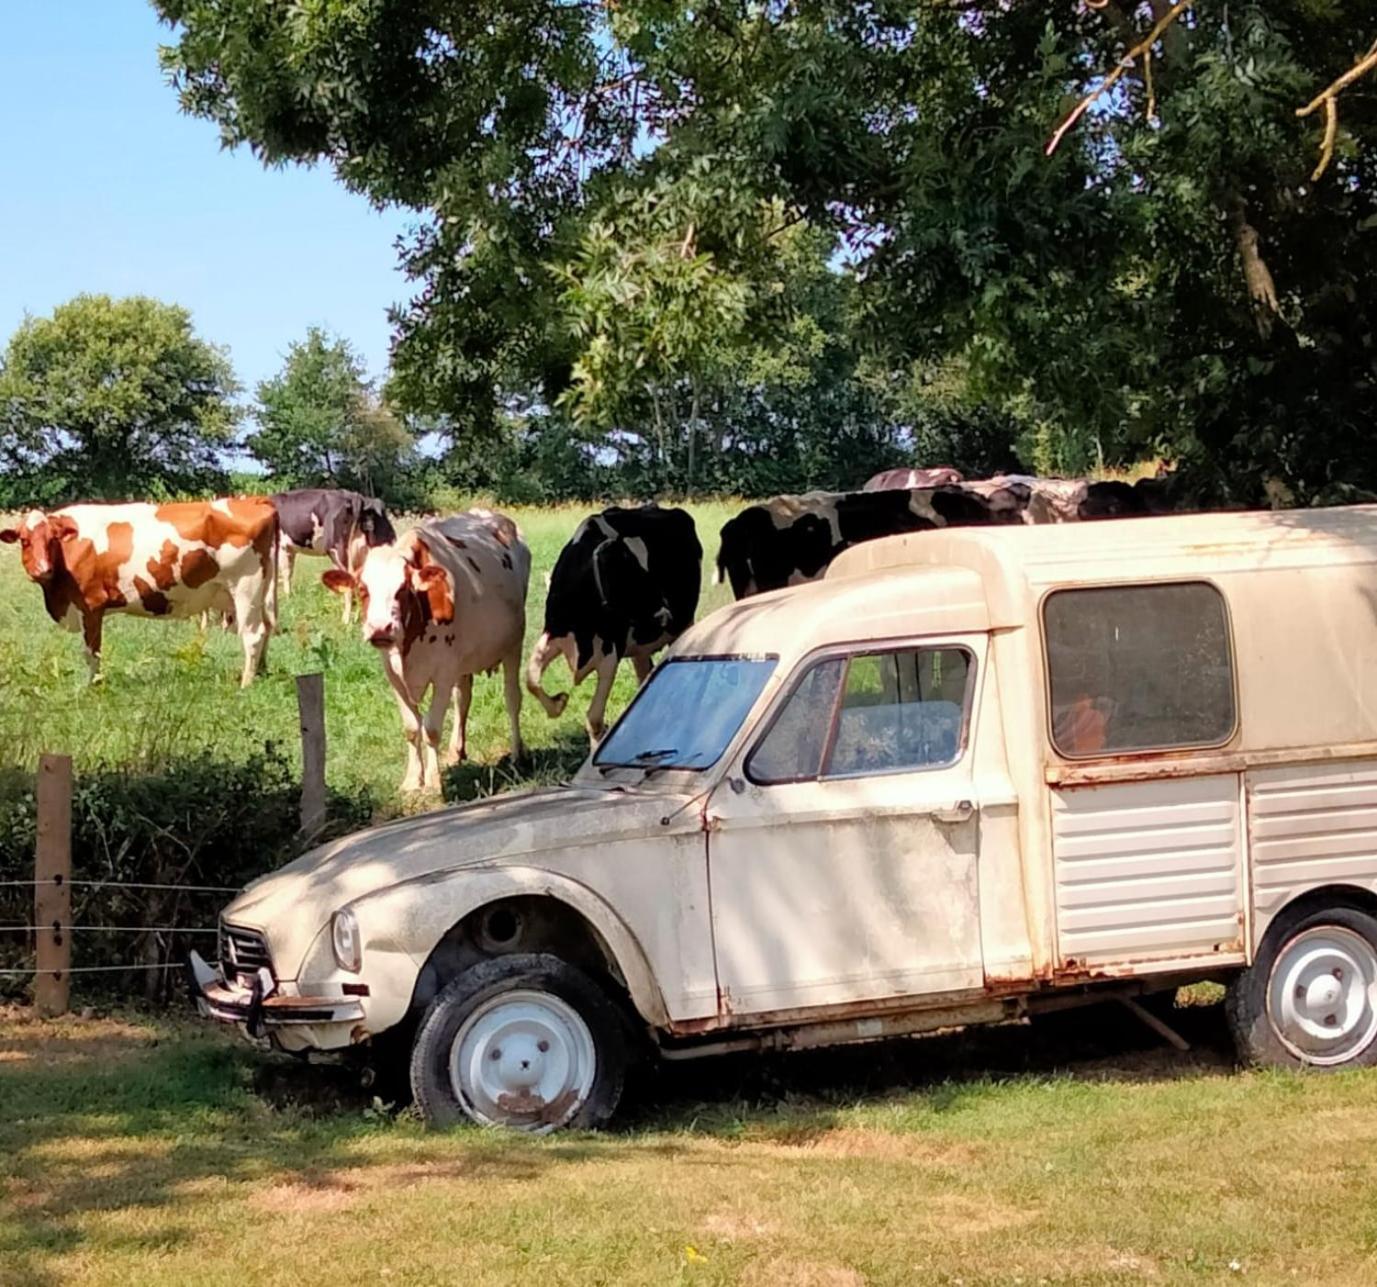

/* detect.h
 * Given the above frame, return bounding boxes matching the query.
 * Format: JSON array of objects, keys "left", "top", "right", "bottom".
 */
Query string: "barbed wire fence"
[{"left": 1, "top": 677, "right": 328, "bottom": 1014}]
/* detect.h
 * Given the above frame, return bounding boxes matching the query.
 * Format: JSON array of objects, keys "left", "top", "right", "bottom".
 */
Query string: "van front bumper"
[{"left": 187, "top": 950, "right": 366, "bottom": 1037}]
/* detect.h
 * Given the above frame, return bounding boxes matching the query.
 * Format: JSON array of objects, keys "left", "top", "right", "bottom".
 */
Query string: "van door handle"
[{"left": 933, "top": 800, "right": 975, "bottom": 824}]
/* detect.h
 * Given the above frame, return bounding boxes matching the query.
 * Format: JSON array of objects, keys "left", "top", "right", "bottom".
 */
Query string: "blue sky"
[{"left": 0, "top": 1, "right": 414, "bottom": 394}]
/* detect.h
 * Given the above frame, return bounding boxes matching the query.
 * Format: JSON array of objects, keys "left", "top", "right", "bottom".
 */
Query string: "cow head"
[
  {"left": 0, "top": 511, "right": 77, "bottom": 585},
  {"left": 324, "top": 536, "right": 453, "bottom": 649},
  {"left": 357, "top": 497, "right": 397, "bottom": 548}
]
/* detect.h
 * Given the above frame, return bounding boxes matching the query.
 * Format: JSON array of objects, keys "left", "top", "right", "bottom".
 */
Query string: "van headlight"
[{"left": 332, "top": 910, "right": 362, "bottom": 973}]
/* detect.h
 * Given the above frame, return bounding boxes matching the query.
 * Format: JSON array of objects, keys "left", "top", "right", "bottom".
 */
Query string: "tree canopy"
[
  {"left": 0, "top": 293, "right": 237, "bottom": 503},
  {"left": 154, "top": 1, "right": 1377, "bottom": 501},
  {"left": 249, "top": 327, "right": 417, "bottom": 501}
]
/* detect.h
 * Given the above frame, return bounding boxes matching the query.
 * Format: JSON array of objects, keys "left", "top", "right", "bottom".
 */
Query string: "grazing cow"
[
  {"left": 0, "top": 499, "right": 278, "bottom": 685},
  {"left": 323, "top": 509, "right": 530, "bottom": 792},
  {"left": 863, "top": 466, "right": 964, "bottom": 491},
  {"left": 716, "top": 478, "right": 1169, "bottom": 598},
  {"left": 526, "top": 505, "right": 702, "bottom": 744},
  {"left": 271, "top": 488, "right": 396, "bottom": 623}
]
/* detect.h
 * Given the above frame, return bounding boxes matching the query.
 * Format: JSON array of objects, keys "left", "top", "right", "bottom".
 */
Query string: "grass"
[
  {"left": 4, "top": 1000, "right": 1377, "bottom": 1286},
  {"left": 0, "top": 501, "right": 741, "bottom": 805}
]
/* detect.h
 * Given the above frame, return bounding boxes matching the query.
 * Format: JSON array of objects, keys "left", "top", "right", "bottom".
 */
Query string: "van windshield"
[{"left": 594, "top": 656, "right": 776, "bottom": 772}]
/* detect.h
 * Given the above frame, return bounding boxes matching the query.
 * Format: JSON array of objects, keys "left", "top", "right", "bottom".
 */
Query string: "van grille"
[{"left": 221, "top": 923, "right": 272, "bottom": 987}]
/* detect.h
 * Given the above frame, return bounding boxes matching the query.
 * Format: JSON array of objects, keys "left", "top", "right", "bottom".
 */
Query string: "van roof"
[
  {"left": 673, "top": 564, "right": 990, "bottom": 661},
  {"left": 828, "top": 503, "right": 1377, "bottom": 626}
]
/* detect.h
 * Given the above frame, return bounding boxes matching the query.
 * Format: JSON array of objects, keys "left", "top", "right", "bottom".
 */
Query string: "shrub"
[{"left": 0, "top": 746, "right": 374, "bottom": 1003}]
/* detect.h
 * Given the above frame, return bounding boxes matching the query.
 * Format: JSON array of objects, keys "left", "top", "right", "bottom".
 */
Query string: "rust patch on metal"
[{"left": 496, "top": 1086, "right": 578, "bottom": 1125}]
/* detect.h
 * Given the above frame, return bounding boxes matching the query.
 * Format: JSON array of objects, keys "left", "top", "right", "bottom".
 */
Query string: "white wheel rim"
[
  {"left": 1266, "top": 926, "right": 1377, "bottom": 1066},
  {"left": 449, "top": 989, "right": 597, "bottom": 1131}
]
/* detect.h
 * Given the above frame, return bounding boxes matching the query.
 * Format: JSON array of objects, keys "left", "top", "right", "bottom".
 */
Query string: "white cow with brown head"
[{"left": 324, "top": 509, "right": 530, "bottom": 793}]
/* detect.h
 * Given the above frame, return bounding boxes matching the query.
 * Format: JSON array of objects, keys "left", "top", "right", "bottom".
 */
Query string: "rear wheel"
[
  {"left": 1227, "top": 904, "right": 1377, "bottom": 1069},
  {"left": 409, "top": 952, "right": 627, "bottom": 1131}
]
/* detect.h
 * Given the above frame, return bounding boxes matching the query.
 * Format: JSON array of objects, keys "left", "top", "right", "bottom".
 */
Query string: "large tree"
[
  {"left": 155, "top": 1, "right": 1377, "bottom": 500},
  {"left": 249, "top": 327, "right": 416, "bottom": 500},
  {"left": 0, "top": 293, "right": 236, "bottom": 503}
]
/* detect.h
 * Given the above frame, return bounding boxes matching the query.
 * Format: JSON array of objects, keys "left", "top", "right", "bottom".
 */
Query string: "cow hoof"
[
  {"left": 442, "top": 749, "right": 467, "bottom": 767},
  {"left": 550, "top": 692, "right": 569, "bottom": 718}
]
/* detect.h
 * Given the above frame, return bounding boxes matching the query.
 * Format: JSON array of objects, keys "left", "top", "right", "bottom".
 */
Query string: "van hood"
[{"left": 221, "top": 783, "right": 695, "bottom": 977}]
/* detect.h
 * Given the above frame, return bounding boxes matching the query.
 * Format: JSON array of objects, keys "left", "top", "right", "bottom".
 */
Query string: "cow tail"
[{"left": 713, "top": 546, "right": 727, "bottom": 586}]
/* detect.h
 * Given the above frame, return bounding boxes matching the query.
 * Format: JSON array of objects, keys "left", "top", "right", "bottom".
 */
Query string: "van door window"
[
  {"left": 747, "top": 647, "right": 973, "bottom": 784},
  {"left": 1044, "top": 581, "right": 1236, "bottom": 757}
]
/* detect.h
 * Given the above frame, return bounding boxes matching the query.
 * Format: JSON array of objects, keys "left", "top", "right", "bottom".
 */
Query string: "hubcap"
[
  {"left": 449, "top": 990, "right": 596, "bottom": 1131},
  {"left": 1266, "top": 926, "right": 1377, "bottom": 1065}
]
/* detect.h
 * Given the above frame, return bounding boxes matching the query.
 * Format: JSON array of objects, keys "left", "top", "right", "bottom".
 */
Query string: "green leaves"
[
  {"left": 0, "top": 294, "right": 237, "bottom": 502},
  {"left": 248, "top": 326, "right": 416, "bottom": 499}
]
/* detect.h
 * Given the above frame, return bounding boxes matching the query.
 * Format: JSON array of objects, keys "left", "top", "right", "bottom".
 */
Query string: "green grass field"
[
  {"left": 5, "top": 1002, "right": 1377, "bottom": 1286},
  {"left": 0, "top": 501, "right": 740, "bottom": 806}
]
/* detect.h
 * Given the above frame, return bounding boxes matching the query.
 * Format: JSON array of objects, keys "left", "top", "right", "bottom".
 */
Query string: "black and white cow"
[
  {"left": 526, "top": 504, "right": 702, "bottom": 743},
  {"left": 716, "top": 478, "right": 1168, "bottom": 599},
  {"left": 271, "top": 488, "right": 396, "bottom": 622}
]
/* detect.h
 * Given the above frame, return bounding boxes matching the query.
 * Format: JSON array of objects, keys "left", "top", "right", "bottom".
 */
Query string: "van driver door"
[{"left": 705, "top": 637, "right": 987, "bottom": 1018}]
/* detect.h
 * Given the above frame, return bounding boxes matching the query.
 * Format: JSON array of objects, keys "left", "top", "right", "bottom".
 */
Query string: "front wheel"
[
  {"left": 409, "top": 953, "right": 628, "bottom": 1132},
  {"left": 1227, "top": 904, "right": 1377, "bottom": 1069}
]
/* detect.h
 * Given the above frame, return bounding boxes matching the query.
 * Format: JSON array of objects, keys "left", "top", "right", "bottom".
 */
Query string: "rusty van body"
[{"left": 192, "top": 505, "right": 1377, "bottom": 1131}]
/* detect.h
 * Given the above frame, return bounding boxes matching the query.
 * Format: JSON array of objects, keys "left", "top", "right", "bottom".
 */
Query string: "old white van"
[{"left": 192, "top": 505, "right": 1377, "bottom": 1131}]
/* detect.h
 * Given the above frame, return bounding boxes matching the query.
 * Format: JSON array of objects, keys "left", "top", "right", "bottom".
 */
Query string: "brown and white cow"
[
  {"left": 0, "top": 499, "right": 278, "bottom": 686},
  {"left": 323, "top": 509, "right": 530, "bottom": 793}
]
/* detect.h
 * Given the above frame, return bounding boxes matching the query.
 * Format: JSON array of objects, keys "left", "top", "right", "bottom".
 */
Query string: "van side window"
[
  {"left": 1044, "top": 582, "right": 1235, "bottom": 758},
  {"left": 748, "top": 647, "right": 973, "bottom": 784}
]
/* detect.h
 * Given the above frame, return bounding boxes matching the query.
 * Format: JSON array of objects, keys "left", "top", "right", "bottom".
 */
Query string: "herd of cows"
[{"left": 0, "top": 468, "right": 1175, "bottom": 790}]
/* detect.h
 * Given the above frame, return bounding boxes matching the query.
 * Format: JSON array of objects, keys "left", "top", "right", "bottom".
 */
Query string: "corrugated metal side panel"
[
  {"left": 1051, "top": 775, "right": 1244, "bottom": 966},
  {"left": 1248, "top": 760, "right": 1377, "bottom": 926}
]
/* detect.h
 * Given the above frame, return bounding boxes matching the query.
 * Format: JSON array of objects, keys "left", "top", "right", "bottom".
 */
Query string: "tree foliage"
[
  {"left": 249, "top": 327, "right": 417, "bottom": 502},
  {"left": 0, "top": 293, "right": 236, "bottom": 504},
  {"left": 154, "top": 1, "right": 1377, "bottom": 501}
]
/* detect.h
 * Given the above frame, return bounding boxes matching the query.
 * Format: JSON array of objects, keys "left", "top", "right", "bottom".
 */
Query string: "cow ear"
[
  {"left": 321, "top": 568, "right": 355, "bottom": 594},
  {"left": 413, "top": 564, "right": 454, "bottom": 624},
  {"left": 46, "top": 516, "right": 77, "bottom": 541},
  {"left": 0, "top": 529, "right": 18, "bottom": 544}
]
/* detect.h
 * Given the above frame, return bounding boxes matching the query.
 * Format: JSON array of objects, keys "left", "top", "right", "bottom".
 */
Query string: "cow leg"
[
  {"left": 524, "top": 631, "right": 570, "bottom": 719},
  {"left": 585, "top": 654, "right": 619, "bottom": 746},
  {"left": 81, "top": 613, "right": 104, "bottom": 685},
  {"left": 279, "top": 545, "right": 294, "bottom": 597},
  {"left": 631, "top": 653, "right": 653, "bottom": 685},
  {"left": 390, "top": 687, "right": 427, "bottom": 792},
  {"left": 420, "top": 678, "right": 455, "bottom": 792},
  {"left": 231, "top": 583, "right": 271, "bottom": 687},
  {"left": 445, "top": 673, "right": 473, "bottom": 766},
  {"left": 503, "top": 647, "right": 525, "bottom": 762}
]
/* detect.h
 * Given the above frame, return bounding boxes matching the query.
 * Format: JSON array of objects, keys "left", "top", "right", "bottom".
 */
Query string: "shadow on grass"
[
  {"left": 441, "top": 731, "right": 589, "bottom": 803},
  {"left": 0, "top": 991, "right": 1236, "bottom": 1279}
]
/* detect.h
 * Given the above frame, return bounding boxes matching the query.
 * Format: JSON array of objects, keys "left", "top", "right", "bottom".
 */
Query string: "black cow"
[
  {"left": 716, "top": 479, "right": 1167, "bottom": 599},
  {"left": 270, "top": 488, "right": 396, "bottom": 622},
  {"left": 526, "top": 504, "right": 702, "bottom": 743}
]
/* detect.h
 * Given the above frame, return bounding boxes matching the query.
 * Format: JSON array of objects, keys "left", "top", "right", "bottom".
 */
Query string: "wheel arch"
[
  {"left": 1256, "top": 883, "right": 1377, "bottom": 953},
  {"left": 359, "top": 866, "right": 670, "bottom": 1031}
]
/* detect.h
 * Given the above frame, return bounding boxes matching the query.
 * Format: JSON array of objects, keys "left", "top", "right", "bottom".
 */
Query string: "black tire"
[
  {"left": 1226, "top": 902, "right": 1377, "bottom": 1070},
  {"left": 409, "top": 952, "right": 628, "bottom": 1131}
]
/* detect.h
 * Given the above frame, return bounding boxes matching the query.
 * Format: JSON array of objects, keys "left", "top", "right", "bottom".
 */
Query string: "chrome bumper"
[{"left": 187, "top": 951, "right": 365, "bottom": 1035}]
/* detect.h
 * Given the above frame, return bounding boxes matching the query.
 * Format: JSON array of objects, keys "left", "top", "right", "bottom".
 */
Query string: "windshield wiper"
[{"left": 596, "top": 747, "right": 681, "bottom": 776}]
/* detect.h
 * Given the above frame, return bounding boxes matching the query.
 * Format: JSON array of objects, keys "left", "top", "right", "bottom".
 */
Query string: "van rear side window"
[{"left": 1044, "top": 582, "right": 1236, "bottom": 758}]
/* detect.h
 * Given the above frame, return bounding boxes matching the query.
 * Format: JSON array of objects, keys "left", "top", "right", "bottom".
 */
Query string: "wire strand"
[
  {"left": 0, "top": 880, "right": 241, "bottom": 893},
  {"left": 0, "top": 962, "right": 192, "bottom": 976},
  {"left": 0, "top": 925, "right": 217, "bottom": 934}
]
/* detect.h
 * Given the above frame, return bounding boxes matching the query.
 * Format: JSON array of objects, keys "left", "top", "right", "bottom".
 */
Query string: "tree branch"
[
  {"left": 1227, "top": 194, "right": 1280, "bottom": 339},
  {"left": 1046, "top": 0, "right": 1192, "bottom": 157},
  {"left": 1297, "top": 38, "right": 1377, "bottom": 181}
]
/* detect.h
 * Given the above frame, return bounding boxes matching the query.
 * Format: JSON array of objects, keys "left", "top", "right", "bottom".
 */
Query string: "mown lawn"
[
  {"left": 3, "top": 1000, "right": 1377, "bottom": 1286},
  {"left": 0, "top": 501, "right": 741, "bottom": 806}
]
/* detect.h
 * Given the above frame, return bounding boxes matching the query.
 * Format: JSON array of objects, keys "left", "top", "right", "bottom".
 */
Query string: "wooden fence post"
[
  {"left": 34, "top": 754, "right": 72, "bottom": 1018},
  {"left": 297, "top": 673, "right": 327, "bottom": 838}
]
